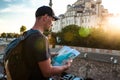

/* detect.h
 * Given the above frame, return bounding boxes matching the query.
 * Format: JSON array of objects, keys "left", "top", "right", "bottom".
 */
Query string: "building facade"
[{"left": 52, "top": 0, "right": 109, "bottom": 32}]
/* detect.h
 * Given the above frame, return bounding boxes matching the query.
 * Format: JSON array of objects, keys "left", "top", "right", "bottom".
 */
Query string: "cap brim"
[{"left": 53, "top": 16, "right": 59, "bottom": 21}]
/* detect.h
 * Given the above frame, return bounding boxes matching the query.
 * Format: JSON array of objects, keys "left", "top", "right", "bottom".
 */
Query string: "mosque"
[{"left": 52, "top": 0, "right": 111, "bottom": 32}]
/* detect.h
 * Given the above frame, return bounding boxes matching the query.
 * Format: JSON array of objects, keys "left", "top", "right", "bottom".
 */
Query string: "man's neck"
[
  {"left": 32, "top": 18, "right": 45, "bottom": 33},
  {"left": 32, "top": 26, "right": 44, "bottom": 33}
]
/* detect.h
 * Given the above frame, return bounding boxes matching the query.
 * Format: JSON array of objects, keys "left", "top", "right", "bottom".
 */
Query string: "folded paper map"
[{"left": 52, "top": 46, "right": 80, "bottom": 66}]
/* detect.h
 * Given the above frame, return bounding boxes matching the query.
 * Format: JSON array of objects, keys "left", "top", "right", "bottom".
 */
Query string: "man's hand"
[{"left": 63, "top": 59, "right": 73, "bottom": 70}]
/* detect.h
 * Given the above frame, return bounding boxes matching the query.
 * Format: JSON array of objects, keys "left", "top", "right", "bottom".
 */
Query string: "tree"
[
  {"left": 14, "top": 33, "right": 20, "bottom": 38},
  {"left": 20, "top": 25, "right": 27, "bottom": 34},
  {"left": 58, "top": 24, "right": 80, "bottom": 46},
  {"left": 48, "top": 33, "right": 56, "bottom": 48},
  {"left": 56, "top": 25, "right": 120, "bottom": 50},
  {"left": 7, "top": 33, "right": 14, "bottom": 38},
  {"left": 1, "top": 32, "right": 7, "bottom": 38}
]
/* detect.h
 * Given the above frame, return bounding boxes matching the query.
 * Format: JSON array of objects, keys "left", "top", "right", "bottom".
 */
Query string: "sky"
[{"left": 0, "top": 0, "right": 120, "bottom": 33}]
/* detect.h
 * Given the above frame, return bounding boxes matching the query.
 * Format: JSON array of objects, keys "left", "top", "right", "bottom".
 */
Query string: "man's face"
[{"left": 44, "top": 15, "right": 54, "bottom": 31}]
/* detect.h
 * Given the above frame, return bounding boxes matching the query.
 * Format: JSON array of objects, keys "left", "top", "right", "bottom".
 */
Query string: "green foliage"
[
  {"left": 43, "top": 30, "right": 51, "bottom": 36},
  {"left": 56, "top": 24, "right": 80, "bottom": 46},
  {"left": 1, "top": 32, "right": 7, "bottom": 38},
  {"left": 0, "top": 33, "right": 20, "bottom": 38},
  {"left": 79, "top": 27, "right": 90, "bottom": 37},
  {"left": 55, "top": 25, "right": 120, "bottom": 50},
  {"left": 48, "top": 32, "right": 57, "bottom": 48},
  {"left": 20, "top": 25, "right": 27, "bottom": 33}
]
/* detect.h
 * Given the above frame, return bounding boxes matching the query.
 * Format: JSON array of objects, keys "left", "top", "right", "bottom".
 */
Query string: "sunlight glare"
[{"left": 108, "top": 15, "right": 120, "bottom": 29}]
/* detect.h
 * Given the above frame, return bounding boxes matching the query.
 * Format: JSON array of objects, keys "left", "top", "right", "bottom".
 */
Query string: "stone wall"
[
  {"left": 55, "top": 45, "right": 120, "bottom": 56},
  {"left": 51, "top": 45, "right": 120, "bottom": 80},
  {"left": 67, "top": 56, "right": 120, "bottom": 80}
]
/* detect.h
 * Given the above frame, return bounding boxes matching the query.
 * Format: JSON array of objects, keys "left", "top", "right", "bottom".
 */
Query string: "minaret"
[{"left": 49, "top": 0, "right": 53, "bottom": 8}]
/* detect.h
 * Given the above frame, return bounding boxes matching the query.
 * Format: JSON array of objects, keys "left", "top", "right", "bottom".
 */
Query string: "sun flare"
[{"left": 108, "top": 15, "right": 120, "bottom": 29}]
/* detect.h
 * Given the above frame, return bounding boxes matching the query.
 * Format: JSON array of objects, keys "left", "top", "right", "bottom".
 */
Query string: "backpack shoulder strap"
[{"left": 22, "top": 29, "right": 39, "bottom": 40}]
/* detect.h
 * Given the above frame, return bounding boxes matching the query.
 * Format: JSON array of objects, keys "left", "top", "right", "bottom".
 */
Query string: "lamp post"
[
  {"left": 56, "top": 37, "right": 61, "bottom": 44},
  {"left": 83, "top": 53, "right": 90, "bottom": 78},
  {"left": 110, "top": 57, "right": 118, "bottom": 80}
]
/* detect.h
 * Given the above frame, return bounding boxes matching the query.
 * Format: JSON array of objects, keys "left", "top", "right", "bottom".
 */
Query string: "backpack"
[{"left": 4, "top": 29, "right": 39, "bottom": 80}]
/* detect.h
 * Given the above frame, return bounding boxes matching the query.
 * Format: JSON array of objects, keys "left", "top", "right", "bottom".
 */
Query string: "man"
[{"left": 23, "top": 6, "right": 72, "bottom": 80}]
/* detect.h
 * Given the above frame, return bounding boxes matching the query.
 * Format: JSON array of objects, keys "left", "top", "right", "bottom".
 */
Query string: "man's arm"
[{"left": 38, "top": 58, "right": 72, "bottom": 77}]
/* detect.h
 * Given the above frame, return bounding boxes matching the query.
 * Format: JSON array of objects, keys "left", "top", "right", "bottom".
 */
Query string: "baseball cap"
[{"left": 35, "top": 6, "right": 59, "bottom": 21}]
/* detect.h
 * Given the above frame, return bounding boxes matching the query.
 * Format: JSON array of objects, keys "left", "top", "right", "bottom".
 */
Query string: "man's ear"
[{"left": 42, "top": 14, "right": 48, "bottom": 21}]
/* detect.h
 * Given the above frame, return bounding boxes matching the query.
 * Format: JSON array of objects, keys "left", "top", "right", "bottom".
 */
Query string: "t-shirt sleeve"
[{"left": 25, "top": 33, "right": 51, "bottom": 62}]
